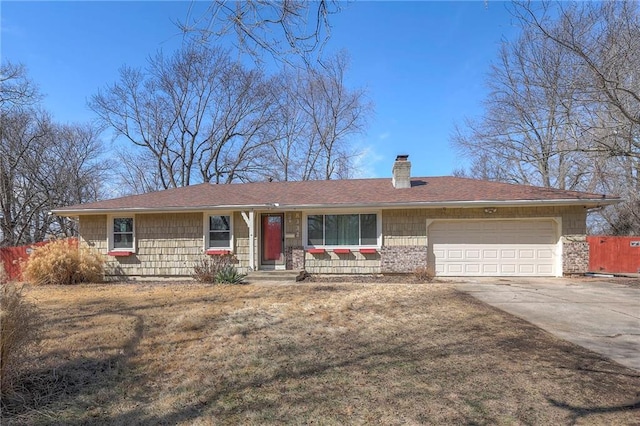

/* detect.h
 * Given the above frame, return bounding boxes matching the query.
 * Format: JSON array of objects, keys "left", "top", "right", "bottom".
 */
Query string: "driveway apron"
[{"left": 456, "top": 278, "right": 640, "bottom": 372}]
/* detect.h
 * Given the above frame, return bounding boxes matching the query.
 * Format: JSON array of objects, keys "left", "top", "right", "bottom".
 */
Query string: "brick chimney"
[{"left": 392, "top": 155, "right": 411, "bottom": 189}]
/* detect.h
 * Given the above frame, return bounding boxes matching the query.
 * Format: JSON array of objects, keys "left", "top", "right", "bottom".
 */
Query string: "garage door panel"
[
  {"left": 464, "top": 264, "right": 481, "bottom": 274},
  {"left": 538, "top": 264, "right": 553, "bottom": 274},
  {"left": 429, "top": 220, "right": 558, "bottom": 277},
  {"left": 537, "top": 249, "right": 553, "bottom": 259},
  {"left": 483, "top": 249, "right": 498, "bottom": 259},
  {"left": 501, "top": 249, "right": 517, "bottom": 259},
  {"left": 500, "top": 264, "right": 517, "bottom": 274},
  {"left": 465, "top": 250, "right": 481, "bottom": 259},
  {"left": 519, "top": 249, "right": 534, "bottom": 259},
  {"left": 482, "top": 264, "right": 499, "bottom": 274},
  {"left": 450, "top": 250, "right": 464, "bottom": 259},
  {"left": 518, "top": 264, "right": 535, "bottom": 274},
  {"left": 447, "top": 264, "right": 464, "bottom": 274}
]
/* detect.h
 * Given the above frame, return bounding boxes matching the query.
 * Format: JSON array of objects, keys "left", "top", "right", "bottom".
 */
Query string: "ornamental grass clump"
[
  {"left": 22, "top": 240, "right": 105, "bottom": 285},
  {"left": 0, "top": 279, "right": 41, "bottom": 398},
  {"left": 215, "top": 265, "right": 246, "bottom": 284},
  {"left": 413, "top": 265, "right": 436, "bottom": 283}
]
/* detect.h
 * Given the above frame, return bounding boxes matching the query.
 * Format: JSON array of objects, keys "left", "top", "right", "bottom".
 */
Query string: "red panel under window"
[
  {"left": 333, "top": 248, "right": 351, "bottom": 254},
  {"left": 307, "top": 248, "right": 325, "bottom": 254},
  {"left": 108, "top": 251, "right": 132, "bottom": 257},
  {"left": 206, "top": 249, "right": 231, "bottom": 256},
  {"left": 359, "top": 248, "right": 377, "bottom": 254}
]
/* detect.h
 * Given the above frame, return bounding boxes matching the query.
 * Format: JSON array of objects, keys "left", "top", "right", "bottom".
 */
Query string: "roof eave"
[
  {"left": 51, "top": 197, "right": 620, "bottom": 217},
  {"left": 295, "top": 198, "right": 621, "bottom": 210},
  {"left": 51, "top": 204, "right": 271, "bottom": 217}
]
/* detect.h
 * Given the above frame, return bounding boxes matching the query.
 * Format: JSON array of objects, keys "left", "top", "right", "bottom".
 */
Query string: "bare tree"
[
  {"left": 178, "top": 1, "right": 343, "bottom": 66},
  {"left": 0, "top": 62, "right": 40, "bottom": 111},
  {"left": 92, "top": 45, "right": 371, "bottom": 192},
  {"left": 91, "top": 44, "right": 279, "bottom": 192},
  {"left": 454, "top": 1, "right": 640, "bottom": 234},
  {"left": 452, "top": 23, "right": 592, "bottom": 190},
  {"left": 266, "top": 51, "right": 371, "bottom": 181},
  {"left": 0, "top": 63, "right": 108, "bottom": 246},
  {"left": 514, "top": 2, "right": 640, "bottom": 130}
]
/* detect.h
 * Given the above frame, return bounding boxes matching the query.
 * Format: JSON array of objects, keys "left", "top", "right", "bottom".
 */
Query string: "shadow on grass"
[
  {"left": 547, "top": 397, "right": 640, "bottom": 422},
  {"left": 1, "top": 312, "right": 144, "bottom": 420}
]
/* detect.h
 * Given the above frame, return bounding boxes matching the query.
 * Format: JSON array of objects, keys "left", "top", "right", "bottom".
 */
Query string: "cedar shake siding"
[
  {"left": 81, "top": 213, "right": 202, "bottom": 277},
  {"left": 77, "top": 205, "right": 590, "bottom": 278}
]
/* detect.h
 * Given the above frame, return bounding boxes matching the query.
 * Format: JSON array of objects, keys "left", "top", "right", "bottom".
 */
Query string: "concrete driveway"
[{"left": 456, "top": 278, "right": 640, "bottom": 372}]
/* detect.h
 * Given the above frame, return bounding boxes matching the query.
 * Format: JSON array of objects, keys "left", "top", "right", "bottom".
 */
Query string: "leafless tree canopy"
[
  {"left": 91, "top": 45, "right": 370, "bottom": 193},
  {"left": 91, "top": 45, "right": 279, "bottom": 189},
  {"left": 0, "top": 62, "right": 108, "bottom": 246},
  {"left": 1, "top": 62, "right": 40, "bottom": 111},
  {"left": 178, "top": 1, "right": 343, "bottom": 67},
  {"left": 266, "top": 51, "right": 371, "bottom": 181},
  {"left": 453, "top": 1, "right": 640, "bottom": 235}
]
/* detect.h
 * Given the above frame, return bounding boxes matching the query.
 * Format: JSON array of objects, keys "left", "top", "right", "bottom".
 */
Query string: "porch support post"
[{"left": 241, "top": 211, "right": 255, "bottom": 271}]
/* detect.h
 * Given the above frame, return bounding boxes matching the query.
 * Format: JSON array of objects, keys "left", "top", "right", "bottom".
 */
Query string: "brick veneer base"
[
  {"left": 286, "top": 246, "right": 305, "bottom": 270},
  {"left": 563, "top": 235, "right": 589, "bottom": 275},
  {"left": 381, "top": 245, "right": 428, "bottom": 273}
]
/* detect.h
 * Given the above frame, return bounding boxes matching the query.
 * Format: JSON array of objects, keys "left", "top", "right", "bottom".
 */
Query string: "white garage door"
[{"left": 429, "top": 220, "right": 559, "bottom": 277}]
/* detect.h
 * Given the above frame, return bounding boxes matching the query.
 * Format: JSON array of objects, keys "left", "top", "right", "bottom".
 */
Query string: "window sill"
[
  {"left": 206, "top": 249, "right": 231, "bottom": 255},
  {"left": 307, "top": 248, "right": 326, "bottom": 254},
  {"left": 108, "top": 251, "right": 133, "bottom": 257}
]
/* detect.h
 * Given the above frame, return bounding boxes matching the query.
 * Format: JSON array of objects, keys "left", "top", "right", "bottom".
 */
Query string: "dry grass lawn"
[{"left": 3, "top": 282, "right": 639, "bottom": 425}]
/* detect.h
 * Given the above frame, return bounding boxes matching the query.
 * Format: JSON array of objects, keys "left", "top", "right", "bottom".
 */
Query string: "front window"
[
  {"left": 208, "top": 215, "right": 231, "bottom": 248},
  {"left": 306, "top": 213, "right": 378, "bottom": 247},
  {"left": 112, "top": 217, "right": 134, "bottom": 250}
]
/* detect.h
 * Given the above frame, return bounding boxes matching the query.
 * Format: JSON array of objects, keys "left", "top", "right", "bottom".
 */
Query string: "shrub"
[
  {"left": 22, "top": 240, "right": 104, "bottom": 285},
  {"left": 0, "top": 281, "right": 41, "bottom": 397},
  {"left": 192, "top": 255, "right": 245, "bottom": 284},
  {"left": 413, "top": 265, "right": 436, "bottom": 282},
  {"left": 0, "top": 262, "right": 6, "bottom": 283}
]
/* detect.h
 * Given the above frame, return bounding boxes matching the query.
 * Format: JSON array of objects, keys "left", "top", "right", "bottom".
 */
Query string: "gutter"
[{"left": 51, "top": 197, "right": 621, "bottom": 217}]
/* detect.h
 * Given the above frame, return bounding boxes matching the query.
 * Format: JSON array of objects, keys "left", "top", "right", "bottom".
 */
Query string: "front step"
[{"left": 245, "top": 270, "right": 305, "bottom": 283}]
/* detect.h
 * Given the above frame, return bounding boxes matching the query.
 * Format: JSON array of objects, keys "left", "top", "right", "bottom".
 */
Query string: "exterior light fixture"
[{"left": 484, "top": 208, "right": 497, "bottom": 214}]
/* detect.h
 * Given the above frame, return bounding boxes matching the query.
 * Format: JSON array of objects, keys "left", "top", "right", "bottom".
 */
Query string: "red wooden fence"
[
  {"left": 587, "top": 236, "right": 640, "bottom": 274},
  {"left": 0, "top": 239, "right": 78, "bottom": 281}
]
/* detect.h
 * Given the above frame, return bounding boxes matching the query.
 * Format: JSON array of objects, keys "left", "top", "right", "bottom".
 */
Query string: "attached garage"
[{"left": 428, "top": 219, "right": 561, "bottom": 277}]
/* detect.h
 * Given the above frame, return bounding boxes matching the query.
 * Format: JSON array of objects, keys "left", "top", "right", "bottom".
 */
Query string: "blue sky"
[{"left": 2, "top": 1, "right": 520, "bottom": 179}]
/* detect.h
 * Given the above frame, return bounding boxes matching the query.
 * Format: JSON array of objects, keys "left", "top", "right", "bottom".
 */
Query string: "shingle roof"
[{"left": 53, "top": 176, "right": 618, "bottom": 215}]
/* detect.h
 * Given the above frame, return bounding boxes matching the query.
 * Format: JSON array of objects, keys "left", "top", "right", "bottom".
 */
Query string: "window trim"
[
  {"left": 203, "top": 212, "right": 234, "bottom": 251},
  {"left": 108, "top": 215, "right": 136, "bottom": 253},
  {"left": 303, "top": 210, "right": 381, "bottom": 249}
]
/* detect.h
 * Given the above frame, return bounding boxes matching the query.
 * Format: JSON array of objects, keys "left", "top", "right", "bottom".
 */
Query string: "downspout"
[{"left": 241, "top": 211, "right": 255, "bottom": 271}]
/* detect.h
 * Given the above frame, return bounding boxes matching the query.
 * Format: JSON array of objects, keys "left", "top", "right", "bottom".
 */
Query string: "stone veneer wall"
[
  {"left": 562, "top": 235, "right": 589, "bottom": 275},
  {"left": 285, "top": 246, "right": 305, "bottom": 270},
  {"left": 380, "top": 246, "right": 428, "bottom": 273},
  {"left": 284, "top": 212, "right": 304, "bottom": 270}
]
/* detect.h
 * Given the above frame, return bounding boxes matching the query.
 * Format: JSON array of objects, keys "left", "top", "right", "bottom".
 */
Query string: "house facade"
[{"left": 53, "top": 156, "right": 618, "bottom": 278}]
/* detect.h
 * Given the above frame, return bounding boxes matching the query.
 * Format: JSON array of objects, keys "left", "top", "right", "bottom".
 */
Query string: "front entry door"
[{"left": 261, "top": 213, "right": 284, "bottom": 267}]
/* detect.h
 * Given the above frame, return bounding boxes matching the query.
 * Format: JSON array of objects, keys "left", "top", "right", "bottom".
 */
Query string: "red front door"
[{"left": 262, "top": 213, "right": 284, "bottom": 265}]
